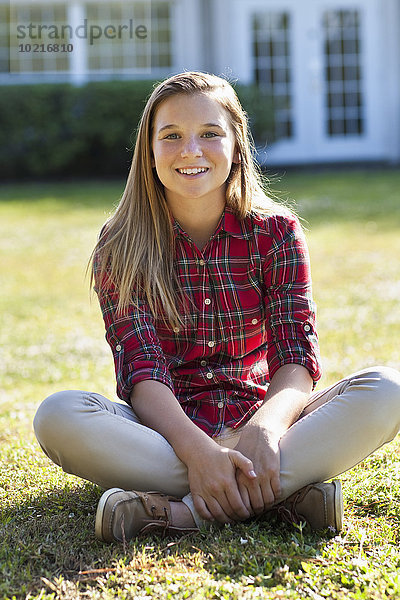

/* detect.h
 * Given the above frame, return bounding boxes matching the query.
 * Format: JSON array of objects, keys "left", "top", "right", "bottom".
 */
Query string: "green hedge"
[{"left": 0, "top": 80, "right": 274, "bottom": 179}]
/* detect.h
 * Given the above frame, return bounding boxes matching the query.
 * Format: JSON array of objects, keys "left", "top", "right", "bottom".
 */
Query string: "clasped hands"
[{"left": 189, "top": 424, "right": 281, "bottom": 524}]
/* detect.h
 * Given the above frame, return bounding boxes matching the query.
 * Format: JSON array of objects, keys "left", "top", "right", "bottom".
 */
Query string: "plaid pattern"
[{"left": 95, "top": 208, "right": 322, "bottom": 437}]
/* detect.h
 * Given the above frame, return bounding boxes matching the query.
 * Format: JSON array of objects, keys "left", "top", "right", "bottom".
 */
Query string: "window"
[
  {"left": 86, "top": 1, "right": 172, "bottom": 73},
  {"left": 323, "top": 10, "right": 364, "bottom": 136},
  {"left": 9, "top": 3, "right": 69, "bottom": 74},
  {"left": 150, "top": 2, "right": 172, "bottom": 68},
  {"left": 0, "top": 3, "right": 10, "bottom": 73},
  {"left": 252, "top": 12, "right": 293, "bottom": 139},
  {"left": 85, "top": 2, "right": 151, "bottom": 73},
  {"left": 8, "top": 1, "right": 172, "bottom": 77}
]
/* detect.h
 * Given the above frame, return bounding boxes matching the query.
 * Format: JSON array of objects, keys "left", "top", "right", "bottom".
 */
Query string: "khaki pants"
[{"left": 34, "top": 366, "right": 400, "bottom": 527}]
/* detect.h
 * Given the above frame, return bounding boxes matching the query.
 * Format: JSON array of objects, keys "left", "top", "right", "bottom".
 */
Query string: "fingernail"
[{"left": 249, "top": 470, "right": 257, "bottom": 478}]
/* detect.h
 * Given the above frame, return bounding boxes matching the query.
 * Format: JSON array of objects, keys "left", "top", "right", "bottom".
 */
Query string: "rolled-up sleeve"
[
  {"left": 263, "top": 215, "right": 322, "bottom": 386},
  {"left": 94, "top": 272, "right": 174, "bottom": 403}
]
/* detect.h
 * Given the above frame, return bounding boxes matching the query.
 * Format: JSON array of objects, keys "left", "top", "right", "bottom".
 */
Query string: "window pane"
[
  {"left": 86, "top": 2, "right": 152, "bottom": 74},
  {"left": 9, "top": 3, "right": 69, "bottom": 73},
  {"left": 0, "top": 4, "right": 10, "bottom": 73},
  {"left": 9, "top": 1, "right": 157, "bottom": 76},
  {"left": 150, "top": 2, "right": 172, "bottom": 68},
  {"left": 252, "top": 11, "right": 293, "bottom": 140},
  {"left": 323, "top": 9, "right": 364, "bottom": 137}
]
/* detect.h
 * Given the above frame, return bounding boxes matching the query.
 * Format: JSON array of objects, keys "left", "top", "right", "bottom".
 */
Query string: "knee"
[
  {"left": 378, "top": 365, "right": 400, "bottom": 409},
  {"left": 33, "top": 390, "right": 82, "bottom": 451},
  {"left": 368, "top": 366, "right": 400, "bottom": 401},
  {"left": 353, "top": 366, "right": 400, "bottom": 437},
  {"left": 351, "top": 365, "right": 400, "bottom": 396}
]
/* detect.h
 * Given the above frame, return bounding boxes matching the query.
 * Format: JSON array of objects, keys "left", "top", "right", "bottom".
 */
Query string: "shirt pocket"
[
  {"left": 222, "top": 302, "right": 266, "bottom": 358},
  {"left": 156, "top": 310, "right": 199, "bottom": 358}
]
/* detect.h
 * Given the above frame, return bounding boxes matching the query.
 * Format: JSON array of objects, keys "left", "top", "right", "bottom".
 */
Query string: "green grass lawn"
[{"left": 1, "top": 170, "right": 400, "bottom": 599}]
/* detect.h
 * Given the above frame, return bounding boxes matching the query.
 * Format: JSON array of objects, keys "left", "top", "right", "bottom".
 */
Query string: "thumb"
[{"left": 229, "top": 450, "right": 257, "bottom": 480}]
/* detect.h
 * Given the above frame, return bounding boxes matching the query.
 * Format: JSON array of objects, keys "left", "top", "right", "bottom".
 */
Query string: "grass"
[{"left": 1, "top": 170, "right": 400, "bottom": 599}]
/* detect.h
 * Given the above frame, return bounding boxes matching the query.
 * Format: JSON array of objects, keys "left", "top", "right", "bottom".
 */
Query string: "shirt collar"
[
  {"left": 172, "top": 205, "right": 253, "bottom": 240},
  {"left": 221, "top": 206, "right": 253, "bottom": 239}
]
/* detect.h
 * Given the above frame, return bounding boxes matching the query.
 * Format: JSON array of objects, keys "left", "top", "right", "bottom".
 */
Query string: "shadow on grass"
[
  {"left": 0, "top": 482, "right": 107, "bottom": 597},
  {"left": 0, "top": 480, "right": 340, "bottom": 599}
]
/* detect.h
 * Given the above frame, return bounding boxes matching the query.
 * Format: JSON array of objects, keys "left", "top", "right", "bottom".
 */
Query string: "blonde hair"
[{"left": 91, "top": 71, "right": 284, "bottom": 327}]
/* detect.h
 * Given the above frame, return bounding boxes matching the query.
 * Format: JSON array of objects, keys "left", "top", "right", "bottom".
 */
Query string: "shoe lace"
[
  {"left": 276, "top": 503, "right": 301, "bottom": 526},
  {"left": 150, "top": 505, "right": 170, "bottom": 531},
  {"left": 275, "top": 489, "right": 306, "bottom": 526}
]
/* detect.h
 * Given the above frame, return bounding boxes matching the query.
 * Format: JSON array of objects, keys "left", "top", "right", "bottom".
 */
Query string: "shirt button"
[
  {"left": 200, "top": 360, "right": 207, "bottom": 366},
  {"left": 217, "top": 402, "right": 224, "bottom": 409},
  {"left": 206, "top": 372, "right": 213, "bottom": 379},
  {"left": 204, "top": 298, "right": 211, "bottom": 305},
  {"left": 208, "top": 341, "right": 215, "bottom": 347},
  {"left": 251, "top": 318, "right": 258, "bottom": 325},
  {"left": 304, "top": 323, "right": 311, "bottom": 332},
  {"left": 199, "top": 259, "right": 206, "bottom": 266},
  {"left": 115, "top": 344, "right": 122, "bottom": 352},
  {"left": 173, "top": 327, "right": 180, "bottom": 333}
]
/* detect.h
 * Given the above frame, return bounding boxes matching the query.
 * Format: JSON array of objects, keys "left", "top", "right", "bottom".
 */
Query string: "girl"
[{"left": 34, "top": 71, "right": 400, "bottom": 543}]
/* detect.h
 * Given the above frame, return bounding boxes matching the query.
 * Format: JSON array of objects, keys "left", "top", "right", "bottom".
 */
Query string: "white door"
[{"left": 224, "top": 0, "right": 389, "bottom": 165}]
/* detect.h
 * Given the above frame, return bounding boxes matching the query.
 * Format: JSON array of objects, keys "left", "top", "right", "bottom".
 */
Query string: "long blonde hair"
[{"left": 91, "top": 71, "right": 283, "bottom": 327}]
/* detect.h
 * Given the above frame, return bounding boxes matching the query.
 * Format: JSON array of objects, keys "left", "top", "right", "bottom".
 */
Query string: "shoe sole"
[
  {"left": 95, "top": 487, "right": 124, "bottom": 542},
  {"left": 332, "top": 479, "right": 343, "bottom": 532}
]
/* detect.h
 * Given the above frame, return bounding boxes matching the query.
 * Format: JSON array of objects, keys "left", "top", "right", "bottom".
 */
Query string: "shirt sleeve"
[
  {"left": 94, "top": 261, "right": 174, "bottom": 403},
  {"left": 263, "top": 214, "right": 322, "bottom": 387}
]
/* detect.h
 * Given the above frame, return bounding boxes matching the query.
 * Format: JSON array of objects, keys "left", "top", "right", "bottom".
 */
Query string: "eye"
[
  {"left": 202, "top": 131, "right": 219, "bottom": 138},
  {"left": 163, "top": 133, "right": 180, "bottom": 140}
]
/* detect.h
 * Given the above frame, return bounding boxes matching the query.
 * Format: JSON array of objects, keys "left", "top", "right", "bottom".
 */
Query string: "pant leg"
[
  {"left": 278, "top": 366, "right": 400, "bottom": 500},
  {"left": 33, "top": 366, "right": 400, "bottom": 527},
  {"left": 33, "top": 390, "right": 190, "bottom": 497}
]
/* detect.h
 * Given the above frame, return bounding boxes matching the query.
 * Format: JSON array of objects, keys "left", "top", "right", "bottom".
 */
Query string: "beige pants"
[{"left": 34, "top": 366, "right": 400, "bottom": 527}]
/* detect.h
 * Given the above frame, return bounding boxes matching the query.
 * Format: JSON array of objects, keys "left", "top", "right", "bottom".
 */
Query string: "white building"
[{"left": 1, "top": 0, "right": 400, "bottom": 166}]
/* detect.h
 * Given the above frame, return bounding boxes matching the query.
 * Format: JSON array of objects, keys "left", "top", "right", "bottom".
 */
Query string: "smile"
[{"left": 176, "top": 167, "right": 209, "bottom": 175}]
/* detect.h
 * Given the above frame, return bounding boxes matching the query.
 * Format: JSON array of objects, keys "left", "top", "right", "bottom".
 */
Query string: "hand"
[
  {"left": 186, "top": 441, "right": 257, "bottom": 524},
  {"left": 234, "top": 423, "right": 281, "bottom": 516}
]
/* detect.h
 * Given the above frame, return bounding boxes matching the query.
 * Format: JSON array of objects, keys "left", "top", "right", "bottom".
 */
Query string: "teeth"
[{"left": 178, "top": 167, "right": 207, "bottom": 175}]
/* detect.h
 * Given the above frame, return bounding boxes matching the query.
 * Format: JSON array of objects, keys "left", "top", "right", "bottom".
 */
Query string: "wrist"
[
  {"left": 241, "top": 419, "right": 283, "bottom": 444},
  {"left": 173, "top": 428, "right": 217, "bottom": 465}
]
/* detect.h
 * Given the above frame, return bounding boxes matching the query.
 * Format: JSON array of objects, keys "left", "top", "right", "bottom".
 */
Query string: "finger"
[
  {"left": 248, "top": 484, "right": 265, "bottom": 515},
  {"left": 270, "top": 472, "right": 282, "bottom": 502},
  {"left": 207, "top": 489, "right": 243, "bottom": 522},
  {"left": 229, "top": 450, "right": 257, "bottom": 480},
  {"left": 224, "top": 487, "right": 251, "bottom": 521},
  {"left": 205, "top": 496, "right": 234, "bottom": 524},
  {"left": 192, "top": 494, "right": 215, "bottom": 522},
  {"left": 260, "top": 478, "right": 275, "bottom": 508},
  {"left": 237, "top": 479, "right": 253, "bottom": 517}
]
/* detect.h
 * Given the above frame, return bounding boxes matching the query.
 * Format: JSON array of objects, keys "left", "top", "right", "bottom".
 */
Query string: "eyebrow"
[
  {"left": 157, "top": 122, "right": 225, "bottom": 133},
  {"left": 203, "top": 123, "right": 225, "bottom": 129},
  {"left": 157, "top": 124, "right": 178, "bottom": 133}
]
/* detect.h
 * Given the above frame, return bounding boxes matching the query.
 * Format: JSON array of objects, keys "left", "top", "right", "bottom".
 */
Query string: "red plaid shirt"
[{"left": 95, "top": 208, "right": 322, "bottom": 437}]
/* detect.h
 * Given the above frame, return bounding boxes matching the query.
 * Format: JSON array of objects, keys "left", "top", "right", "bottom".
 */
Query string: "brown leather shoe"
[
  {"left": 95, "top": 488, "right": 199, "bottom": 543},
  {"left": 275, "top": 479, "right": 343, "bottom": 532}
]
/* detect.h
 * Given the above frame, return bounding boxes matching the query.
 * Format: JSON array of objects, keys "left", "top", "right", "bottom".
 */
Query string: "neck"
[{"left": 167, "top": 195, "right": 226, "bottom": 250}]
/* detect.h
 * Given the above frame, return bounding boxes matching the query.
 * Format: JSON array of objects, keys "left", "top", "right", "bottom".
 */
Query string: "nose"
[{"left": 180, "top": 135, "right": 203, "bottom": 158}]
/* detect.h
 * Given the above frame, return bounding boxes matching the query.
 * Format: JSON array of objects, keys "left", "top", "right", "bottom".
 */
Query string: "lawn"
[{"left": 1, "top": 170, "right": 400, "bottom": 599}]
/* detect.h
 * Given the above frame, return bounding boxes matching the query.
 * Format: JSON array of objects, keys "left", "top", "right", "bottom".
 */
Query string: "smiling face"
[{"left": 151, "top": 92, "right": 239, "bottom": 211}]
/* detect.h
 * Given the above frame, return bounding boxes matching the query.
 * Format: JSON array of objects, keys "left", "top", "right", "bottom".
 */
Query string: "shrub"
[
  {"left": 235, "top": 84, "right": 275, "bottom": 148},
  {"left": 0, "top": 80, "right": 274, "bottom": 179}
]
